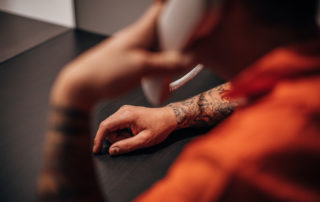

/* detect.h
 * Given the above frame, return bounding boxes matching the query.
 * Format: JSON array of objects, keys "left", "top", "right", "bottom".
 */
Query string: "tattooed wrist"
[{"left": 168, "top": 82, "right": 237, "bottom": 129}]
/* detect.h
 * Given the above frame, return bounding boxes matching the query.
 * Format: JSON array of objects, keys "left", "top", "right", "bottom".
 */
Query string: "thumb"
[
  {"left": 142, "top": 51, "right": 195, "bottom": 75},
  {"left": 109, "top": 130, "right": 151, "bottom": 156}
]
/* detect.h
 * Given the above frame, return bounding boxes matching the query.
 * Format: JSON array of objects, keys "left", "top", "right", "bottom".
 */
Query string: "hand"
[
  {"left": 93, "top": 105, "right": 177, "bottom": 156},
  {"left": 50, "top": 1, "right": 194, "bottom": 111}
]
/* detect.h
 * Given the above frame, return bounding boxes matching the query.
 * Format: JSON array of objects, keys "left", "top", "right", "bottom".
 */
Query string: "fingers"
[
  {"left": 107, "top": 129, "right": 133, "bottom": 143},
  {"left": 93, "top": 106, "right": 135, "bottom": 153},
  {"left": 109, "top": 130, "right": 152, "bottom": 156},
  {"left": 142, "top": 51, "right": 196, "bottom": 75}
]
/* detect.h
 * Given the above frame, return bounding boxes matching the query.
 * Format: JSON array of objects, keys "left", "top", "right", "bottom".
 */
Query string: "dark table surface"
[{"left": 0, "top": 13, "right": 224, "bottom": 202}]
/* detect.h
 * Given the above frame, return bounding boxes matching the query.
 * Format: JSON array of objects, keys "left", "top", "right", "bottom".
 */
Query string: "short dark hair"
[{"left": 243, "top": 0, "right": 319, "bottom": 28}]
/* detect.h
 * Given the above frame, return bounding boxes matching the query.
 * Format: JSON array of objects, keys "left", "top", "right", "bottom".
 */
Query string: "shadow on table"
[{"left": 98, "top": 126, "right": 213, "bottom": 157}]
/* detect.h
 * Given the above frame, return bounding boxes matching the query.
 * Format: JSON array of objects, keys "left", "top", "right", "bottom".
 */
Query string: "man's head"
[
  {"left": 243, "top": 0, "right": 318, "bottom": 28},
  {"left": 192, "top": 0, "right": 319, "bottom": 79}
]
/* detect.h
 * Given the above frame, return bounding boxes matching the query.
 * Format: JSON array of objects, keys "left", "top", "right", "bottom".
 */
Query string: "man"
[{"left": 38, "top": 0, "right": 320, "bottom": 201}]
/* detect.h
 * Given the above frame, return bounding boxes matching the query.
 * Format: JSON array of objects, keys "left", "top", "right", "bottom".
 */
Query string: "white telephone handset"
[{"left": 142, "top": 0, "right": 221, "bottom": 105}]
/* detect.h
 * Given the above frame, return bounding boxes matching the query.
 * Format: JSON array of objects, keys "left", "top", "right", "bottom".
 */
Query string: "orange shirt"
[{"left": 137, "top": 37, "right": 320, "bottom": 202}]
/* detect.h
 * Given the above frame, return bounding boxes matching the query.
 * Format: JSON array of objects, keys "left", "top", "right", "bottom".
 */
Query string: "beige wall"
[{"left": 0, "top": 0, "right": 75, "bottom": 27}]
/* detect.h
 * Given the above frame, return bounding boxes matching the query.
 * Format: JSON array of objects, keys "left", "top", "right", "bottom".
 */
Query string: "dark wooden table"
[{"left": 0, "top": 13, "right": 224, "bottom": 202}]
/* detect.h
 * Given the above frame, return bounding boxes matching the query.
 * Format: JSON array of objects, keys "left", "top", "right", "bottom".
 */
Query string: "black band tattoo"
[
  {"left": 38, "top": 105, "right": 105, "bottom": 201},
  {"left": 49, "top": 105, "right": 90, "bottom": 136},
  {"left": 51, "top": 105, "right": 90, "bottom": 120}
]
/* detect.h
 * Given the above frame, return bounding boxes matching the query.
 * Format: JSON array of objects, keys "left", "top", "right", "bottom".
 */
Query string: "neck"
[
  {"left": 228, "top": 27, "right": 319, "bottom": 79},
  {"left": 213, "top": 1, "right": 320, "bottom": 79}
]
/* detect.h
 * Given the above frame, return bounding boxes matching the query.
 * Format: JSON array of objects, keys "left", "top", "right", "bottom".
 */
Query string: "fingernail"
[
  {"left": 110, "top": 146, "right": 120, "bottom": 156},
  {"left": 93, "top": 145, "right": 103, "bottom": 155}
]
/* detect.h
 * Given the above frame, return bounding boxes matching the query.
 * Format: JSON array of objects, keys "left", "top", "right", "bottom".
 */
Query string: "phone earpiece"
[{"left": 142, "top": 0, "right": 222, "bottom": 106}]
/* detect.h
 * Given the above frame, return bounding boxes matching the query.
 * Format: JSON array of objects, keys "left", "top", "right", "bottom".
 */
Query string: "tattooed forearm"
[
  {"left": 38, "top": 105, "right": 104, "bottom": 201},
  {"left": 168, "top": 82, "right": 237, "bottom": 129}
]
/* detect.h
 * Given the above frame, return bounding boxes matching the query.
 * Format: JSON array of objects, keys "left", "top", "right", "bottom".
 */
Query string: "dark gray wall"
[{"left": 75, "top": 0, "right": 320, "bottom": 36}]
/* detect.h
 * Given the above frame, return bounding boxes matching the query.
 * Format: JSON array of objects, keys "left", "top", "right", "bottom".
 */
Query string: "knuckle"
[
  {"left": 99, "top": 121, "right": 105, "bottom": 128},
  {"left": 139, "top": 134, "right": 150, "bottom": 144},
  {"left": 123, "top": 104, "right": 132, "bottom": 109},
  {"left": 119, "top": 105, "right": 136, "bottom": 118},
  {"left": 123, "top": 110, "right": 133, "bottom": 118},
  {"left": 99, "top": 120, "right": 109, "bottom": 129},
  {"left": 119, "top": 105, "right": 131, "bottom": 111}
]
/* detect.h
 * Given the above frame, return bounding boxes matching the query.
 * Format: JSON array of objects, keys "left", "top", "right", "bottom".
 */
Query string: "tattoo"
[
  {"left": 168, "top": 82, "right": 237, "bottom": 129},
  {"left": 38, "top": 105, "right": 104, "bottom": 201},
  {"left": 50, "top": 124, "right": 90, "bottom": 136},
  {"left": 51, "top": 105, "right": 90, "bottom": 120},
  {"left": 49, "top": 105, "right": 90, "bottom": 136}
]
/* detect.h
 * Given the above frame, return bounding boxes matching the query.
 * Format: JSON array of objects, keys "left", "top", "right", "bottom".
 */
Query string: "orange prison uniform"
[{"left": 137, "top": 37, "right": 320, "bottom": 202}]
